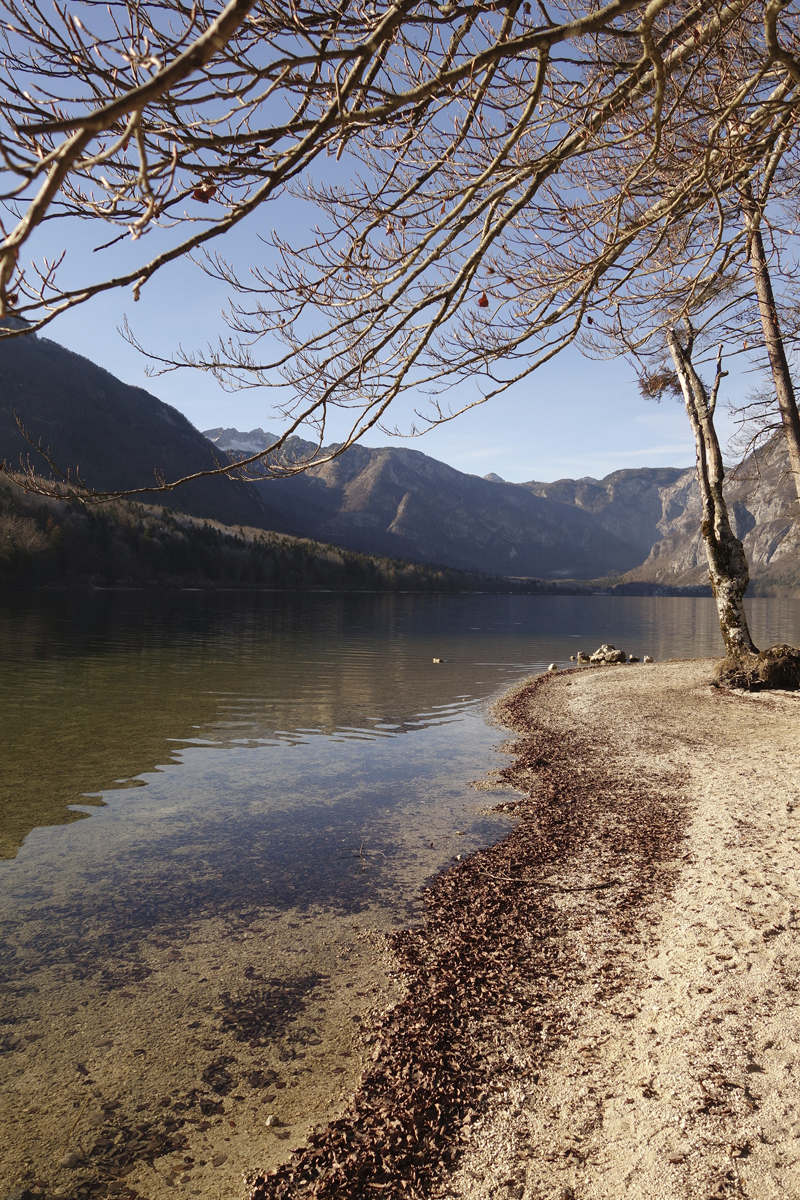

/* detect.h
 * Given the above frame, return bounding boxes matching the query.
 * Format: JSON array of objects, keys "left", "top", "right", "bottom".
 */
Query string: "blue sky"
[{"left": 29, "top": 201, "right": 754, "bottom": 485}]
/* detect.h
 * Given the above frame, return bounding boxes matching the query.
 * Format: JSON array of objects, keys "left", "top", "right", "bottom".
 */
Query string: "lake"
[{"left": 2, "top": 590, "right": 798, "bottom": 1200}]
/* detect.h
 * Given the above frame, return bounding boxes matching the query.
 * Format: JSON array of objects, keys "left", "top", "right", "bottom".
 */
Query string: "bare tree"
[
  {"left": 737, "top": 171, "right": 800, "bottom": 499},
  {"left": 667, "top": 328, "right": 757, "bottom": 654},
  {"left": 585, "top": 242, "right": 763, "bottom": 654},
  {"left": 5, "top": 0, "right": 799, "bottom": 502},
  {"left": 158, "top": 0, "right": 798, "bottom": 456},
  {"left": 0, "top": 0, "right": 670, "bottom": 335}
]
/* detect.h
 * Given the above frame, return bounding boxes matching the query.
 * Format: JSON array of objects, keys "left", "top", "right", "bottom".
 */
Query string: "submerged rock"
[{"left": 589, "top": 644, "right": 627, "bottom": 665}]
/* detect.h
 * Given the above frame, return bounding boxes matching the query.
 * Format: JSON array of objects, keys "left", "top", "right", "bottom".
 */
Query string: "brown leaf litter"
[{"left": 250, "top": 658, "right": 800, "bottom": 1199}]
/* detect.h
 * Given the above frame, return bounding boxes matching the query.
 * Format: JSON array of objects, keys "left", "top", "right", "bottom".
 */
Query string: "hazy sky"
[{"left": 30, "top": 201, "right": 756, "bottom": 485}]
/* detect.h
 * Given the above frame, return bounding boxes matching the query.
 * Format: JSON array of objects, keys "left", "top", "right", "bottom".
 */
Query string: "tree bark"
[
  {"left": 666, "top": 328, "right": 758, "bottom": 657},
  {"left": 740, "top": 183, "right": 800, "bottom": 503}
]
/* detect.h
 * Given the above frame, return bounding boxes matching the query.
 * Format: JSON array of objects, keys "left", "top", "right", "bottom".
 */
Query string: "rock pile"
[
  {"left": 569, "top": 647, "right": 654, "bottom": 665},
  {"left": 589, "top": 644, "right": 627, "bottom": 665}
]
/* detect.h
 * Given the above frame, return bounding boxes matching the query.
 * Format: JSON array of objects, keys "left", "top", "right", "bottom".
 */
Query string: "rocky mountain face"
[
  {"left": 207, "top": 427, "right": 800, "bottom": 591},
  {"left": 616, "top": 438, "right": 800, "bottom": 593},
  {"left": 524, "top": 443, "right": 800, "bottom": 592},
  {"left": 2, "top": 323, "right": 796, "bottom": 588},
  {"left": 0, "top": 334, "right": 269, "bottom": 530},
  {"left": 522, "top": 467, "right": 691, "bottom": 565},
  {"left": 204, "top": 427, "right": 650, "bottom": 579}
]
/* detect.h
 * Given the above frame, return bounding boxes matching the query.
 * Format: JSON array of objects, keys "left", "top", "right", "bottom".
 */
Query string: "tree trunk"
[
  {"left": 740, "top": 183, "right": 800, "bottom": 503},
  {"left": 666, "top": 328, "right": 758, "bottom": 657}
]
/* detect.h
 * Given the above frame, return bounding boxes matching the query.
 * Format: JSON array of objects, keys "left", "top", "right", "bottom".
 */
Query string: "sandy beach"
[
  {"left": 7, "top": 656, "right": 800, "bottom": 1200},
  {"left": 251, "top": 658, "right": 800, "bottom": 1198},
  {"left": 446, "top": 659, "right": 800, "bottom": 1200}
]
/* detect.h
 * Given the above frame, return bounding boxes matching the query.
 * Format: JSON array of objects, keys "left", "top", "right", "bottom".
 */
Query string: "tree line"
[{"left": 0, "top": 483, "right": 572, "bottom": 592}]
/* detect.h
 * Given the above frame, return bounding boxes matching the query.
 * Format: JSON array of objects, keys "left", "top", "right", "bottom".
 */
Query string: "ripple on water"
[{"left": 2, "top": 589, "right": 797, "bottom": 1197}]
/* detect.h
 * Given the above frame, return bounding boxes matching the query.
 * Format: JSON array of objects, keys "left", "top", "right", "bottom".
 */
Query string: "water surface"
[{"left": 2, "top": 591, "right": 799, "bottom": 1198}]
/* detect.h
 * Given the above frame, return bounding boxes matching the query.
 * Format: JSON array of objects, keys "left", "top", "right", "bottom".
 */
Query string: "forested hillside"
[{"left": 0, "top": 483, "right": 575, "bottom": 593}]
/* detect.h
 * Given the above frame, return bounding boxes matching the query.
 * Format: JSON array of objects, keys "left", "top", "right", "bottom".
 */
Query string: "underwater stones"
[{"left": 589, "top": 644, "right": 627, "bottom": 665}]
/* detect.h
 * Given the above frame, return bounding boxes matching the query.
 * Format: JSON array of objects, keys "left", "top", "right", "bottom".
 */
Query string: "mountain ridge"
[
  {"left": 0, "top": 328, "right": 795, "bottom": 589},
  {"left": 205, "top": 426, "right": 800, "bottom": 592},
  {"left": 203, "top": 426, "right": 662, "bottom": 579},
  {"left": 0, "top": 336, "right": 269, "bottom": 530}
]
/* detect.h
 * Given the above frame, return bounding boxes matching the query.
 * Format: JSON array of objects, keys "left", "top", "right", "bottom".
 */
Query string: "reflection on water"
[
  {"left": 2, "top": 590, "right": 800, "bottom": 1198},
  {"left": 5, "top": 590, "right": 800, "bottom": 959},
  {"left": 3, "top": 589, "right": 800, "bottom": 917}
]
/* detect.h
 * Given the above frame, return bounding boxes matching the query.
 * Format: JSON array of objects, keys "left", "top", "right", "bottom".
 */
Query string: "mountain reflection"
[
  {"left": 0, "top": 590, "right": 508, "bottom": 859},
  {"left": 1, "top": 587, "right": 768, "bottom": 862}
]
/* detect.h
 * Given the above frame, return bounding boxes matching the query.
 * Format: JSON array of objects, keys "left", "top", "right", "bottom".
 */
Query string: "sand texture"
[{"left": 442, "top": 659, "right": 800, "bottom": 1200}]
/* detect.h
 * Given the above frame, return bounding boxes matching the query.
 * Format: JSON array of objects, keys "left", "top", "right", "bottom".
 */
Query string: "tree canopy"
[{"left": 2, "top": 0, "right": 798, "bottom": 476}]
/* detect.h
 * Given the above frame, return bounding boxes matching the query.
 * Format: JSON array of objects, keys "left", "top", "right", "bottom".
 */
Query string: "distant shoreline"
[
  {"left": 3, "top": 482, "right": 794, "bottom": 596},
  {"left": 0, "top": 483, "right": 563, "bottom": 595}
]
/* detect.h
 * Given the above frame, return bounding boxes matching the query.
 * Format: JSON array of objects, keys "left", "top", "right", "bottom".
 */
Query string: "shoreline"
[{"left": 251, "top": 659, "right": 800, "bottom": 1198}]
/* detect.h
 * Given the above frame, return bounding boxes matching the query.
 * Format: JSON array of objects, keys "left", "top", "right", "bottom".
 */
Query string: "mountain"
[
  {"left": 204, "top": 427, "right": 649, "bottom": 579},
  {"left": 521, "top": 467, "right": 691, "bottom": 565},
  {"left": 0, "top": 331, "right": 269, "bottom": 530},
  {"left": 616, "top": 438, "right": 800, "bottom": 593},
  {"left": 3, "top": 324, "right": 797, "bottom": 589},
  {"left": 523, "top": 435, "right": 799, "bottom": 593},
  {"left": 0, "top": 329, "right": 660, "bottom": 581},
  {"left": 206, "top": 427, "right": 800, "bottom": 592},
  {"left": 1, "top": 330, "right": 660, "bottom": 581}
]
